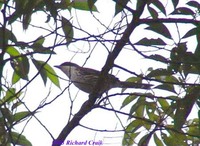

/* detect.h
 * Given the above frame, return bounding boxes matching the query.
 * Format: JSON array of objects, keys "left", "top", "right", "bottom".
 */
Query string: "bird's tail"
[{"left": 118, "top": 81, "right": 152, "bottom": 89}]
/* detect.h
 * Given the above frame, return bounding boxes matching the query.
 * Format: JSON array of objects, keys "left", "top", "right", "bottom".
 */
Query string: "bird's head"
[{"left": 55, "top": 62, "right": 80, "bottom": 77}]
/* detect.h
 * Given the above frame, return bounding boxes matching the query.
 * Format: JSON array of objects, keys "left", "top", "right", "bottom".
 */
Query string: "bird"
[{"left": 55, "top": 62, "right": 152, "bottom": 94}]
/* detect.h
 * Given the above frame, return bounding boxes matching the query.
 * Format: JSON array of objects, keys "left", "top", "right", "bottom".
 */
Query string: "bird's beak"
[{"left": 54, "top": 65, "right": 60, "bottom": 69}]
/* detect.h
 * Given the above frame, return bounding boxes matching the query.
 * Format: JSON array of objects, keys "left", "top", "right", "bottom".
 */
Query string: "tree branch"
[{"left": 53, "top": 1, "right": 149, "bottom": 145}]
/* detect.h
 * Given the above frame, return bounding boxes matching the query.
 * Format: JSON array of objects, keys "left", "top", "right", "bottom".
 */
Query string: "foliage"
[{"left": 0, "top": 0, "right": 199, "bottom": 145}]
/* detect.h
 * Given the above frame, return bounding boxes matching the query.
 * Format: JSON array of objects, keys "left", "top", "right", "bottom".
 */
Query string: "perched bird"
[{"left": 55, "top": 62, "right": 152, "bottom": 94}]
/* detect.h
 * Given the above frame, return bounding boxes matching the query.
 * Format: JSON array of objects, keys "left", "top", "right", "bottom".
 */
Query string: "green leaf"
[
  {"left": 158, "top": 98, "right": 169, "bottom": 110},
  {"left": 0, "top": 108, "right": 13, "bottom": 124},
  {"left": 154, "top": 134, "right": 164, "bottom": 146},
  {"left": 138, "top": 133, "right": 151, "bottom": 146},
  {"left": 146, "top": 23, "right": 171, "bottom": 39},
  {"left": 13, "top": 111, "right": 31, "bottom": 123},
  {"left": 10, "top": 55, "right": 30, "bottom": 80},
  {"left": 11, "top": 132, "right": 32, "bottom": 146},
  {"left": 1, "top": 88, "right": 19, "bottom": 103},
  {"left": 129, "top": 97, "right": 145, "bottom": 117},
  {"left": 147, "top": 108, "right": 159, "bottom": 121},
  {"left": 121, "top": 76, "right": 142, "bottom": 92},
  {"left": 71, "top": 0, "right": 97, "bottom": 11},
  {"left": 164, "top": 131, "right": 188, "bottom": 146},
  {"left": 12, "top": 101, "right": 22, "bottom": 111},
  {"left": 122, "top": 131, "right": 139, "bottom": 146},
  {"left": 114, "top": 0, "right": 129, "bottom": 16},
  {"left": 121, "top": 94, "right": 138, "bottom": 109},
  {"left": 147, "top": 68, "right": 173, "bottom": 77},
  {"left": 7, "top": 47, "right": 30, "bottom": 80},
  {"left": 6, "top": 46, "right": 20, "bottom": 56},
  {"left": 122, "top": 121, "right": 141, "bottom": 145},
  {"left": 44, "top": 62, "right": 60, "bottom": 88},
  {"left": 56, "top": 0, "right": 71, "bottom": 10},
  {"left": 32, "top": 59, "right": 60, "bottom": 88},
  {"left": 12, "top": 69, "right": 21, "bottom": 84},
  {"left": 88, "top": 0, "right": 97, "bottom": 11},
  {"left": 135, "top": 38, "right": 166, "bottom": 46},
  {"left": 61, "top": 17, "right": 74, "bottom": 45},
  {"left": 171, "top": 7, "right": 195, "bottom": 15},
  {"left": 32, "top": 59, "right": 47, "bottom": 85},
  {"left": 0, "top": 28, "right": 17, "bottom": 48},
  {"left": 33, "top": 35, "right": 45, "bottom": 46},
  {"left": 162, "top": 133, "right": 182, "bottom": 146},
  {"left": 136, "top": 102, "right": 145, "bottom": 117},
  {"left": 31, "top": 36, "right": 55, "bottom": 54}
]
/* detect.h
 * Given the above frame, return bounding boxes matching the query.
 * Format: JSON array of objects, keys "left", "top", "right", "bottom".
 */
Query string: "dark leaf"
[
  {"left": 174, "top": 87, "right": 200, "bottom": 131},
  {"left": 147, "top": 6, "right": 158, "bottom": 19},
  {"left": 171, "top": 0, "right": 179, "bottom": 9},
  {"left": 62, "top": 17, "right": 74, "bottom": 44},
  {"left": 43, "top": 0, "right": 57, "bottom": 21},
  {"left": 187, "top": 1, "right": 200, "bottom": 9},
  {"left": 11, "top": 57, "right": 29, "bottom": 80},
  {"left": 22, "top": 0, "right": 37, "bottom": 30},
  {"left": 8, "top": 0, "right": 28, "bottom": 24},
  {"left": 171, "top": 7, "right": 195, "bottom": 15},
  {"left": 194, "top": 24, "right": 200, "bottom": 57},
  {"left": 152, "top": 0, "right": 166, "bottom": 15},
  {"left": 148, "top": 54, "right": 168, "bottom": 63},
  {"left": 23, "top": 13, "right": 31, "bottom": 30},
  {"left": 135, "top": 38, "right": 166, "bottom": 46},
  {"left": 114, "top": 0, "right": 129, "bottom": 16},
  {"left": 155, "top": 84, "right": 176, "bottom": 93},
  {"left": 0, "top": 27, "right": 17, "bottom": 48},
  {"left": 136, "top": 0, "right": 145, "bottom": 10},
  {"left": 12, "top": 101, "right": 22, "bottom": 111},
  {"left": 182, "top": 27, "right": 197, "bottom": 39},
  {"left": 138, "top": 133, "right": 152, "bottom": 146},
  {"left": 146, "top": 23, "right": 172, "bottom": 39}
]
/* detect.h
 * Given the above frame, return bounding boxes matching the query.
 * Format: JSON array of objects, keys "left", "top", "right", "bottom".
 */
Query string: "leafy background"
[{"left": 0, "top": 0, "right": 200, "bottom": 145}]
